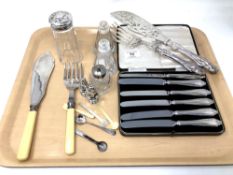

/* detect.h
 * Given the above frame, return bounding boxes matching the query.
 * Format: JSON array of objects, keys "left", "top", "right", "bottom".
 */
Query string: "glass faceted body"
[
  {"left": 95, "top": 39, "right": 117, "bottom": 75},
  {"left": 95, "top": 20, "right": 114, "bottom": 51}
]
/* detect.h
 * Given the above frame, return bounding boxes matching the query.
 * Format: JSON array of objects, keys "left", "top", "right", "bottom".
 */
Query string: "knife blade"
[
  {"left": 120, "top": 98, "right": 214, "bottom": 108},
  {"left": 120, "top": 89, "right": 211, "bottom": 97},
  {"left": 119, "top": 73, "right": 205, "bottom": 79},
  {"left": 121, "top": 118, "right": 222, "bottom": 129},
  {"left": 17, "top": 52, "right": 54, "bottom": 161},
  {"left": 119, "top": 78, "right": 206, "bottom": 87},
  {"left": 121, "top": 108, "right": 218, "bottom": 121},
  {"left": 111, "top": 11, "right": 218, "bottom": 73}
]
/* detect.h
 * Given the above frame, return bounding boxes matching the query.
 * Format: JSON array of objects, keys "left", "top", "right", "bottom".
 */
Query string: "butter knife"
[
  {"left": 119, "top": 73, "right": 205, "bottom": 79},
  {"left": 120, "top": 98, "right": 214, "bottom": 108},
  {"left": 121, "top": 108, "right": 218, "bottom": 121},
  {"left": 120, "top": 89, "right": 211, "bottom": 97},
  {"left": 121, "top": 118, "right": 222, "bottom": 130},
  {"left": 111, "top": 11, "right": 218, "bottom": 73},
  {"left": 119, "top": 78, "right": 206, "bottom": 87},
  {"left": 17, "top": 52, "right": 54, "bottom": 161}
]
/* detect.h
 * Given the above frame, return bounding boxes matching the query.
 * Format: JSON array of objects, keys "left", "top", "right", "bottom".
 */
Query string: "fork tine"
[
  {"left": 71, "top": 63, "right": 75, "bottom": 80},
  {"left": 111, "top": 26, "right": 130, "bottom": 44},
  {"left": 75, "top": 63, "right": 79, "bottom": 81},
  {"left": 67, "top": 63, "right": 71, "bottom": 80},
  {"left": 64, "top": 63, "right": 68, "bottom": 80}
]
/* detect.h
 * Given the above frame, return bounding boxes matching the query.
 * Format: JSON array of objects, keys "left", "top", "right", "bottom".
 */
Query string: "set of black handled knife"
[{"left": 118, "top": 72, "right": 224, "bottom": 135}]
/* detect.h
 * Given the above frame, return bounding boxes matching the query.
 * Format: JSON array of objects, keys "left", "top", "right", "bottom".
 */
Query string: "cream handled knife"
[{"left": 17, "top": 52, "right": 54, "bottom": 161}]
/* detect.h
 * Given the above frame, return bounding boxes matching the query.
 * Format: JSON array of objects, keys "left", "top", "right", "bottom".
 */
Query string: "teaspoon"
[
  {"left": 75, "top": 129, "right": 108, "bottom": 152},
  {"left": 76, "top": 114, "right": 116, "bottom": 136}
]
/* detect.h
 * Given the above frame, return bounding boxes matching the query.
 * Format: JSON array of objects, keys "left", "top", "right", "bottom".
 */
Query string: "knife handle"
[
  {"left": 169, "top": 89, "right": 211, "bottom": 96},
  {"left": 167, "top": 40, "right": 218, "bottom": 73},
  {"left": 175, "top": 108, "right": 218, "bottom": 116},
  {"left": 156, "top": 45, "right": 205, "bottom": 75},
  {"left": 171, "top": 98, "right": 214, "bottom": 106},
  {"left": 177, "top": 118, "right": 222, "bottom": 128},
  {"left": 166, "top": 80, "right": 206, "bottom": 87},
  {"left": 65, "top": 108, "right": 75, "bottom": 155},
  {"left": 17, "top": 111, "right": 37, "bottom": 161},
  {"left": 166, "top": 74, "right": 205, "bottom": 80}
]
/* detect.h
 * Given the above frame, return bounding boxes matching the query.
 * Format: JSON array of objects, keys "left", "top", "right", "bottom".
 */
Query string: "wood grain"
[{"left": 0, "top": 27, "right": 232, "bottom": 167}]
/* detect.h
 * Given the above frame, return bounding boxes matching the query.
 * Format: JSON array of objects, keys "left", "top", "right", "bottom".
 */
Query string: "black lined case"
[{"left": 117, "top": 25, "right": 224, "bottom": 136}]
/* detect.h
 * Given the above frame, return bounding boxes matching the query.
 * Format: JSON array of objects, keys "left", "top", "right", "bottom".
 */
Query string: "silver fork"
[
  {"left": 64, "top": 62, "right": 79, "bottom": 155},
  {"left": 111, "top": 25, "right": 205, "bottom": 75}
]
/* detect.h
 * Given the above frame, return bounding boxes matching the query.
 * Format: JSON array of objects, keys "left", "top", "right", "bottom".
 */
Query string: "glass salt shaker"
[
  {"left": 49, "top": 11, "right": 82, "bottom": 63},
  {"left": 90, "top": 64, "right": 110, "bottom": 94},
  {"left": 95, "top": 39, "right": 117, "bottom": 75},
  {"left": 95, "top": 20, "right": 115, "bottom": 51}
]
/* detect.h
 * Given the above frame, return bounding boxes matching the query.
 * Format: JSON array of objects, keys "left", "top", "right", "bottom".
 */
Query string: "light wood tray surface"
[{"left": 0, "top": 27, "right": 233, "bottom": 167}]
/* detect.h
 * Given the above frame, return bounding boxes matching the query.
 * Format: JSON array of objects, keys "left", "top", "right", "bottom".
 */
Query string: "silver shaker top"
[
  {"left": 49, "top": 11, "right": 73, "bottom": 31},
  {"left": 92, "top": 65, "right": 107, "bottom": 79}
]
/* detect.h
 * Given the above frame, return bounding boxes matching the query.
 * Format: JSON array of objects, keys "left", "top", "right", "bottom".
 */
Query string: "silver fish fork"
[
  {"left": 64, "top": 62, "right": 79, "bottom": 155},
  {"left": 111, "top": 25, "right": 205, "bottom": 75}
]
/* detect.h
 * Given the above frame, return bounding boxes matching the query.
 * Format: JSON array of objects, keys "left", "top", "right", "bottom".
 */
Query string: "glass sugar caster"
[{"left": 49, "top": 11, "right": 82, "bottom": 64}]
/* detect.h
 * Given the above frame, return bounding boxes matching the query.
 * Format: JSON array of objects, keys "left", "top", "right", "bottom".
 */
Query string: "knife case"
[{"left": 117, "top": 24, "right": 224, "bottom": 136}]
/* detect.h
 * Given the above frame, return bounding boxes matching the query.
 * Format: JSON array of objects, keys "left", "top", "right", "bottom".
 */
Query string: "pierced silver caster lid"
[{"left": 49, "top": 11, "right": 73, "bottom": 31}]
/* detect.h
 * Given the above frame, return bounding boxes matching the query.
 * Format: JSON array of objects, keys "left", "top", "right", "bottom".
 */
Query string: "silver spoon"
[
  {"left": 76, "top": 114, "right": 116, "bottom": 136},
  {"left": 75, "top": 129, "right": 108, "bottom": 152}
]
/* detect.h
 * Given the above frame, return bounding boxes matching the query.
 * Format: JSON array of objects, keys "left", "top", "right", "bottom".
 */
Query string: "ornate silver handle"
[
  {"left": 174, "top": 108, "right": 218, "bottom": 116},
  {"left": 177, "top": 118, "right": 222, "bottom": 127},
  {"left": 171, "top": 98, "right": 214, "bottom": 106},
  {"left": 167, "top": 40, "right": 218, "bottom": 73},
  {"left": 169, "top": 89, "right": 211, "bottom": 96},
  {"left": 155, "top": 45, "right": 205, "bottom": 75},
  {"left": 166, "top": 80, "right": 206, "bottom": 87}
]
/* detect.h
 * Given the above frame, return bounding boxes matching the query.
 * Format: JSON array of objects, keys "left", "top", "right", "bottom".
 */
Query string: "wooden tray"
[{"left": 0, "top": 27, "right": 233, "bottom": 167}]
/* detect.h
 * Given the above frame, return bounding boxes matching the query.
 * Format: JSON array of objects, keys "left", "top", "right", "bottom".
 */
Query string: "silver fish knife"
[{"left": 17, "top": 52, "right": 55, "bottom": 161}]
